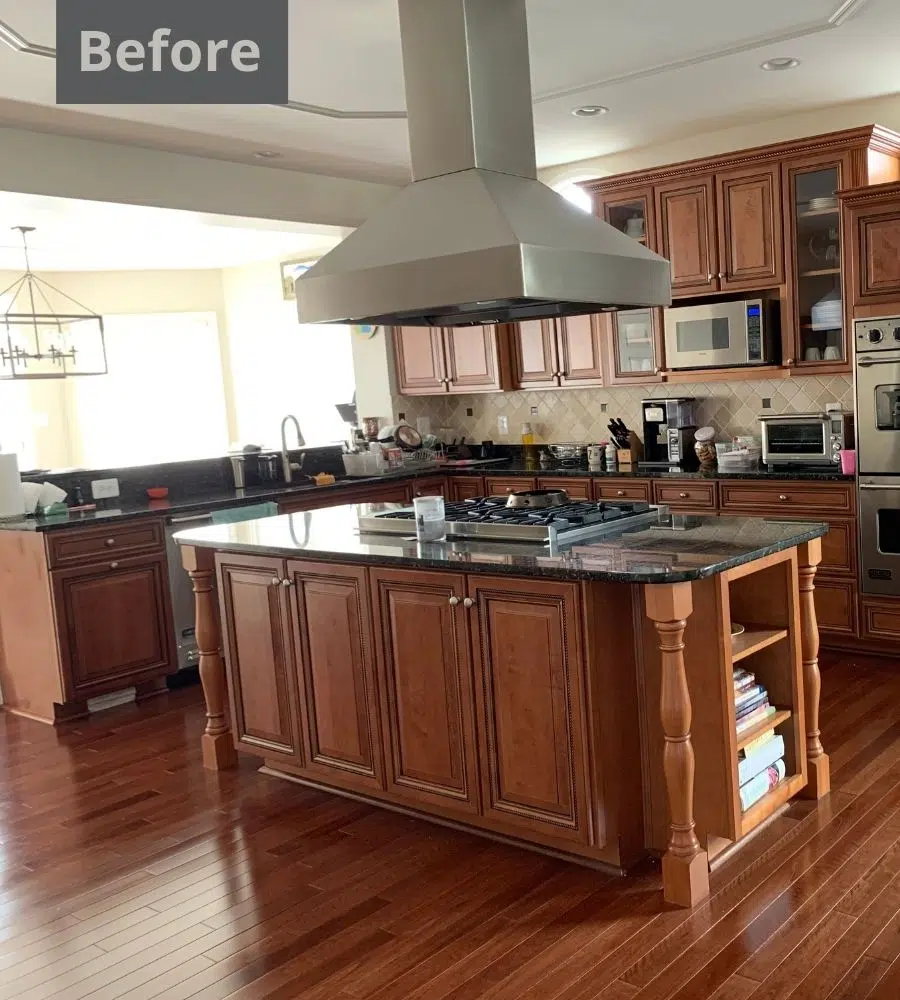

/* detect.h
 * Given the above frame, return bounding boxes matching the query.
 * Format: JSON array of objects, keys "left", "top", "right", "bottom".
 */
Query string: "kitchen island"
[{"left": 176, "top": 504, "right": 830, "bottom": 908}]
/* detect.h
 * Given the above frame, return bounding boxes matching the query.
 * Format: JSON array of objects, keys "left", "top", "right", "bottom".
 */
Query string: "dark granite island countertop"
[{"left": 173, "top": 503, "right": 828, "bottom": 585}]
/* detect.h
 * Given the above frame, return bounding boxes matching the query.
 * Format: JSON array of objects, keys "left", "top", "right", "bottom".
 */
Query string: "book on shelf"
[
  {"left": 735, "top": 683, "right": 766, "bottom": 708},
  {"left": 741, "top": 728, "right": 778, "bottom": 758},
  {"left": 736, "top": 692, "right": 769, "bottom": 722},
  {"left": 734, "top": 668, "right": 755, "bottom": 689},
  {"left": 738, "top": 734, "right": 786, "bottom": 786},
  {"left": 735, "top": 686, "right": 767, "bottom": 714},
  {"left": 740, "top": 759, "right": 787, "bottom": 812},
  {"left": 737, "top": 704, "right": 778, "bottom": 735}
]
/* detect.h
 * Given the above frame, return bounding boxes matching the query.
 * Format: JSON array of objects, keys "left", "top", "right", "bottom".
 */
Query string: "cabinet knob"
[
  {"left": 679, "top": 492, "right": 689, "bottom": 499},
  {"left": 654, "top": 368, "right": 660, "bottom": 376},
  {"left": 779, "top": 494, "right": 789, "bottom": 502},
  {"left": 105, "top": 538, "right": 116, "bottom": 547},
  {"left": 110, "top": 561, "right": 119, "bottom": 569},
  {"left": 449, "top": 596, "right": 460, "bottom": 607},
  {"left": 707, "top": 273, "right": 714, "bottom": 282},
  {"left": 718, "top": 272, "right": 726, "bottom": 279},
  {"left": 271, "top": 577, "right": 281, "bottom": 587},
  {"left": 463, "top": 597, "right": 476, "bottom": 609},
  {"left": 616, "top": 490, "right": 626, "bottom": 497},
  {"left": 785, "top": 358, "right": 795, "bottom": 368},
  {"left": 281, "top": 578, "right": 293, "bottom": 588}
]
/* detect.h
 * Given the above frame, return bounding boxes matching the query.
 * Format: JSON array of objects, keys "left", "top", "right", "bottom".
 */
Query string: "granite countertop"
[
  {"left": 0, "top": 460, "right": 852, "bottom": 533},
  {"left": 173, "top": 503, "right": 829, "bottom": 585}
]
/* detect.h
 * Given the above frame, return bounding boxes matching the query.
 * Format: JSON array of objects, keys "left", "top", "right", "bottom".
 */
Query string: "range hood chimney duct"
[{"left": 297, "top": 0, "right": 671, "bottom": 327}]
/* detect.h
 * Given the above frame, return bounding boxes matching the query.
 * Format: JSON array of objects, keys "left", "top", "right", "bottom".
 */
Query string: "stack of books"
[{"left": 734, "top": 667, "right": 786, "bottom": 811}]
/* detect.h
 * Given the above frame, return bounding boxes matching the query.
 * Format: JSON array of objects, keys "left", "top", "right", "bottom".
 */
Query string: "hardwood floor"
[{"left": 2, "top": 652, "right": 900, "bottom": 999}]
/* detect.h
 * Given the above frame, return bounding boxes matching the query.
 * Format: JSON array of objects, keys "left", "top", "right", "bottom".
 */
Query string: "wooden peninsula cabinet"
[{"left": 0, "top": 519, "right": 175, "bottom": 724}]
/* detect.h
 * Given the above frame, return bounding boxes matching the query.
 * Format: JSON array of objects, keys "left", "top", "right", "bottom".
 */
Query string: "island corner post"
[{"left": 179, "top": 534, "right": 829, "bottom": 910}]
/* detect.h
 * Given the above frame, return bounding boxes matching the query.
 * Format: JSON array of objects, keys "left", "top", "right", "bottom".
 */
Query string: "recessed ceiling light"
[
  {"left": 760, "top": 57, "right": 800, "bottom": 71},
  {"left": 253, "top": 150, "right": 283, "bottom": 160},
  {"left": 571, "top": 105, "right": 609, "bottom": 118}
]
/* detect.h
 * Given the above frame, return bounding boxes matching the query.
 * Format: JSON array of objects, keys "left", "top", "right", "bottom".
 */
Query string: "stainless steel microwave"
[
  {"left": 663, "top": 298, "right": 778, "bottom": 370},
  {"left": 760, "top": 412, "right": 853, "bottom": 466}
]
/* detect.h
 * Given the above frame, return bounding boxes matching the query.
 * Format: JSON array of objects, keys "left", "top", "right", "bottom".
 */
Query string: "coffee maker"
[{"left": 640, "top": 397, "right": 699, "bottom": 468}]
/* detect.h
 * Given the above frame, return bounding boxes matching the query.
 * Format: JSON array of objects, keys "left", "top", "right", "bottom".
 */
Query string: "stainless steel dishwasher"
[{"left": 164, "top": 511, "right": 216, "bottom": 671}]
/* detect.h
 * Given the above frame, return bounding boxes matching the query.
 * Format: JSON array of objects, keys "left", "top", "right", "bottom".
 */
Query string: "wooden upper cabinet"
[
  {"left": 216, "top": 554, "right": 299, "bottom": 759},
  {"left": 556, "top": 315, "right": 604, "bottom": 386},
  {"left": 392, "top": 326, "right": 447, "bottom": 394},
  {"left": 513, "top": 319, "right": 559, "bottom": 388},
  {"left": 371, "top": 568, "right": 480, "bottom": 816},
  {"left": 287, "top": 560, "right": 383, "bottom": 793},
  {"left": 443, "top": 325, "right": 510, "bottom": 392},
  {"left": 655, "top": 176, "right": 718, "bottom": 296},
  {"left": 841, "top": 181, "right": 900, "bottom": 309},
  {"left": 469, "top": 576, "right": 590, "bottom": 845},
  {"left": 595, "top": 185, "right": 656, "bottom": 251},
  {"left": 716, "top": 164, "right": 783, "bottom": 290},
  {"left": 54, "top": 553, "right": 175, "bottom": 701}
]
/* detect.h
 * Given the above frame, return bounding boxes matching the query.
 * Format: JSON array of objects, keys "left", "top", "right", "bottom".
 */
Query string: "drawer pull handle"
[
  {"left": 679, "top": 492, "right": 689, "bottom": 499},
  {"left": 779, "top": 494, "right": 789, "bottom": 501},
  {"left": 106, "top": 538, "right": 116, "bottom": 547},
  {"left": 616, "top": 490, "right": 625, "bottom": 497}
]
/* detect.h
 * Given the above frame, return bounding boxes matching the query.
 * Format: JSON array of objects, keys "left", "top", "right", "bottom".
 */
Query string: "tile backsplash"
[{"left": 395, "top": 376, "right": 853, "bottom": 445}]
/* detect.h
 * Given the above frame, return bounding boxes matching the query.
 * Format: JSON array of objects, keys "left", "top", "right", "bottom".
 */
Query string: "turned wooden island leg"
[
  {"left": 645, "top": 581, "right": 710, "bottom": 908},
  {"left": 181, "top": 545, "right": 238, "bottom": 771},
  {"left": 798, "top": 538, "right": 830, "bottom": 800}
]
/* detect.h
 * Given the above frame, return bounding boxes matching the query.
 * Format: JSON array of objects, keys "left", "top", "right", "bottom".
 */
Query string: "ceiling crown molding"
[{"left": 0, "top": 0, "right": 874, "bottom": 120}]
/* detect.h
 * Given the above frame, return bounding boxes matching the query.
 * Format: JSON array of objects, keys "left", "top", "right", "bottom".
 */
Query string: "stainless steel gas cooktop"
[{"left": 357, "top": 494, "right": 664, "bottom": 544}]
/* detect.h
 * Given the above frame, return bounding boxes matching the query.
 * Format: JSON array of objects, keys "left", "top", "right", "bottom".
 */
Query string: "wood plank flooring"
[{"left": 2, "top": 651, "right": 900, "bottom": 999}]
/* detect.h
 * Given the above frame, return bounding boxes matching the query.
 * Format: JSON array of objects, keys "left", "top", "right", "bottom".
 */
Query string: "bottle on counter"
[
  {"left": 605, "top": 441, "right": 618, "bottom": 472},
  {"left": 521, "top": 422, "right": 535, "bottom": 446}
]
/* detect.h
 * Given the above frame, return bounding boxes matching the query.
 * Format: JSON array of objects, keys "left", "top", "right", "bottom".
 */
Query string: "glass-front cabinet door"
[
  {"left": 604, "top": 308, "right": 664, "bottom": 384},
  {"left": 784, "top": 154, "right": 851, "bottom": 370},
  {"left": 596, "top": 185, "right": 656, "bottom": 250}
]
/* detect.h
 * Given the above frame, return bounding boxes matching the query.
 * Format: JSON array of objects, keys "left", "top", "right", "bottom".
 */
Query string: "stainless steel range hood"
[{"left": 296, "top": 0, "right": 671, "bottom": 328}]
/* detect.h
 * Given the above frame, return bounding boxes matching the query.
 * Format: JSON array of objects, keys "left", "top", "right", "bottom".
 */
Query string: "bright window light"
[{"left": 556, "top": 183, "right": 594, "bottom": 214}]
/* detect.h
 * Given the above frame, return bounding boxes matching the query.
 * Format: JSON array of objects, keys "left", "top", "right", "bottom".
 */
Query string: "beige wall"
[{"left": 541, "top": 94, "right": 900, "bottom": 186}]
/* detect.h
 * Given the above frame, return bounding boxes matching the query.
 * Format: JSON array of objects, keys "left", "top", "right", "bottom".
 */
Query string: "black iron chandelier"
[{"left": 0, "top": 226, "right": 108, "bottom": 379}]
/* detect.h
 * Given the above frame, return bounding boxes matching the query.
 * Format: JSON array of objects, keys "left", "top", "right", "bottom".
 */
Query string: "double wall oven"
[{"left": 855, "top": 316, "right": 900, "bottom": 596}]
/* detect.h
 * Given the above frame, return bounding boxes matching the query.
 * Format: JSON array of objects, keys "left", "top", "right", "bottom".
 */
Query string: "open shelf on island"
[
  {"left": 736, "top": 708, "right": 792, "bottom": 751},
  {"left": 732, "top": 626, "right": 788, "bottom": 663},
  {"left": 740, "top": 772, "right": 805, "bottom": 837}
]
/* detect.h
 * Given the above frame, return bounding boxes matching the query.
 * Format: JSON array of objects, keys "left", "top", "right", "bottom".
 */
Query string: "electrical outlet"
[
  {"left": 91, "top": 478, "right": 120, "bottom": 500},
  {"left": 600, "top": 402, "right": 608, "bottom": 413},
  {"left": 466, "top": 408, "right": 474, "bottom": 417},
  {"left": 530, "top": 405, "right": 539, "bottom": 417},
  {"left": 498, "top": 415, "right": 509, "bottom": 435},
  {"left": 761, "top": 397, "right": 772, "bottom": 409}
]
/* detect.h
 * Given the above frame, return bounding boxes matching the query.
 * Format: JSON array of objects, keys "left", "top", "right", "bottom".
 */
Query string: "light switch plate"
[{"left": 91, "top": 478, "right": 120, "bottom": 500}]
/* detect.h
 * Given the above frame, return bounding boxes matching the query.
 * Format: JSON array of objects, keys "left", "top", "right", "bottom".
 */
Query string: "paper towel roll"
[{"left": 0, "top": 453, "right": 25, "bottom": 520}]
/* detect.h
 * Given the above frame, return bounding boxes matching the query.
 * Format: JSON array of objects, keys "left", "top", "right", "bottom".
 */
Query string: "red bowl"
[{"left": 146, "top": 487, "right": 169, "bottom": 499}]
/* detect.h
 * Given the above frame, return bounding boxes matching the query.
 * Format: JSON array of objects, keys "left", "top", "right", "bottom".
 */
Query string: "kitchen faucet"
[{"left": 280, "top": 415, "right": 305, "bottom": 483}]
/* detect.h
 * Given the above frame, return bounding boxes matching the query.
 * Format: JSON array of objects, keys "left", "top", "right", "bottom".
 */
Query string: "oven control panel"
[{"left": 855, "top": 316, "right": 900, "bottom": 352}]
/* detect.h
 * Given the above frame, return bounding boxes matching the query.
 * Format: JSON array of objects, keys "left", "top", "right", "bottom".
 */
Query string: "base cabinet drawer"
[
  {"left": 653, "top": 481, "right": 717, "bottom": 510},
  {"left": 538, "top": 477, "right": 592, "bottom": 499},
  {"left": 47, "top": 519, "right": 164, "bottom": 568},
  {"left": 815, "top": 578, "right": 859, "bottom": 637},
  {"left": 449, "top": 477, "right": 485, "bottom": 501},
  {"left": 862, "top": 598, "right": 900, "bottom": 644},
  {"left": 719, "top": 481, "right": 855, "bottom": 516},
  {"left": 485, "top": 477, "right": 537, "bottom": 496},
  {"left": 593, "top": 479, "right": 651, "bottom": 502}
]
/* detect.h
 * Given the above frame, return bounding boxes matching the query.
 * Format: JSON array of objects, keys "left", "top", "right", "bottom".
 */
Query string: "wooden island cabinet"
[{"left": 179, "top": 505, "right": 831, "bottom": 908}]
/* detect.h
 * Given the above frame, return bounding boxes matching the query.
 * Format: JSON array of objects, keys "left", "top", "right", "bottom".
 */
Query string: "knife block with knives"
[{"left": 607, "top": 420, "right": 644, "bottom": 470}]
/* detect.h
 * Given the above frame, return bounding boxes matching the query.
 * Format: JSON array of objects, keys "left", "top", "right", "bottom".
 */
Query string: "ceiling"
[
  {"left": 0, "top": 1, "right": 898, "bottom": 184},
  {"left": 0, "top": 192, "right": 342, "bottom": 271}
]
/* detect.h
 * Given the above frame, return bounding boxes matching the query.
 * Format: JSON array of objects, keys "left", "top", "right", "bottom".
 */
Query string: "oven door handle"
[
  {"left": 857, "top": 356, "right": 900, "bottom": 367},
  {"left": 859, "top": 484, "right": 900, "bottom": 491}
]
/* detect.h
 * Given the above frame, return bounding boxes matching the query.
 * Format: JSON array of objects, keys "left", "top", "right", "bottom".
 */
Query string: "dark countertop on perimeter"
[
  {"left": 0, "top": 461, "right": 852, "bottom": 533},
  {"left": 173, "top": 503, "right": 829, "bottom": 585}
]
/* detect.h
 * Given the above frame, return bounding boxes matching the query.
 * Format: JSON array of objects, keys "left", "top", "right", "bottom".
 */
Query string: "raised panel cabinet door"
[
  {"left": 716, "top": 164, "right": 784, "bottom": 289},
  {"left": 53, "top": 553, "right": 175, "bottom": 700},
  {"left": 513, "top": 319, "right": 559, "bottom": 388},
  {"left": 371, "top": 569, "right": 479, "bottom": 815},
  {"left": 287, "top": 561, "right": 383, "bottom": 792},
  {"left": 469, "top": 576, "right": 590, "bottom": 845},
  {"left": 655, "top": 177, "right": 718, "bottom": 295},
  {"left": 216, "top": 554, "right": 299, "bottom": 758},
  {"left": 556, "top": 315, "right": 604, "bottom": 386},
  {"left": 444, "top": 326, "right": 508, "bottom": 392},
  {"left": 449, "top": 477, "right": 485, "bottom": 501},
  {"left": 856, "top": 211, "right": 900, "bottom": 301},
  {"left": 392, "top": 326, "right": 448, "bottom": 394}
]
